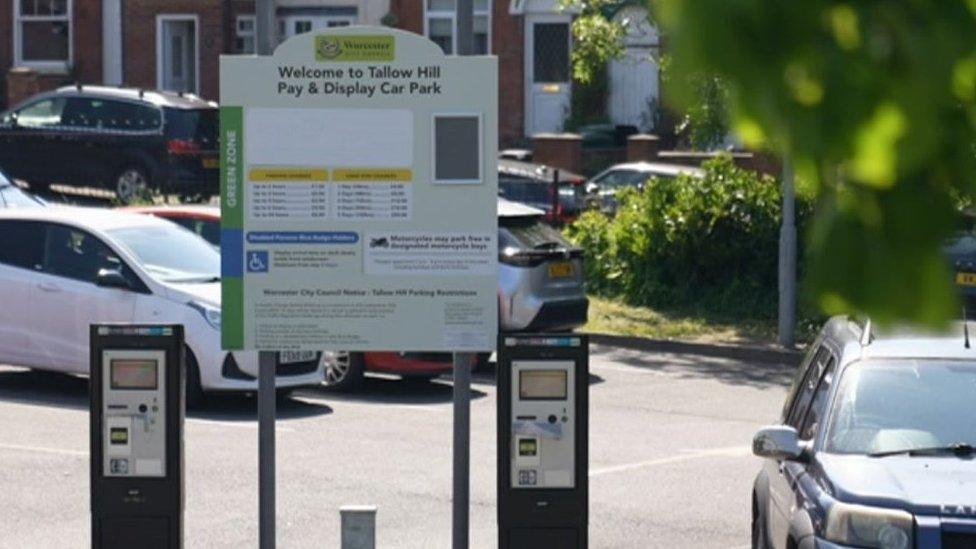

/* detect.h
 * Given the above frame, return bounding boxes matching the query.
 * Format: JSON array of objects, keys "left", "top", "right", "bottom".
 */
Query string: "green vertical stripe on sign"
[
  {"left": 222, "top": 277, "right": 244, "bottom": 350},
  {"left": 220, "top": 106, "right": 244, "bottom": 349},
  {"left": 220, "top": 106, "right": 244, "bottom": 229}
]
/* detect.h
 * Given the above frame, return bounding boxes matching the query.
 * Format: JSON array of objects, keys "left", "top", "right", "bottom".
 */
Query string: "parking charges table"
[{"left": 247, "top": 168, "right": 413, "bottom": 221}]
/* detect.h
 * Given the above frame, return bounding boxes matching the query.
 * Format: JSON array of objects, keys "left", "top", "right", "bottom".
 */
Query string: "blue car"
[{"left": 752, "top": 317, "right": 976, "bottom": 549}]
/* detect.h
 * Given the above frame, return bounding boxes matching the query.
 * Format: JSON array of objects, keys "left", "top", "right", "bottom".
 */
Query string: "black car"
[
  {"left": 0, "top": 85, "right": 219, "bottom": 203},
  {"left": 497, "top": 159, "right": 586, "bottom": 225}
]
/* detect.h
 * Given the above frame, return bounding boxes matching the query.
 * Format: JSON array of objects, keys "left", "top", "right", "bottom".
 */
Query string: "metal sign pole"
[
  {"left": 453, "top": 2, "right": 474, "bottom": 549},
  {"left": 256, "top": 2, "right": 277, "bottom": 548},
  {"left": 778, "top": 155, "right": 796, "bottom": 349},
  {"left": 258, "top": 351, "right": 277, "bottom": 549}
]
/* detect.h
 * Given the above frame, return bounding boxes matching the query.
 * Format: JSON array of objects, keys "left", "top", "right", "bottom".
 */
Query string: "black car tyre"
[
  {"left": 185, "top": 346, "right": 205, "bottom": 409},
  {"left": 114, "top": 165, "right": 151, "bottom": 204},
  {"left": 323, "top": 351, "right": 365, "bottom": 391},
  {"left": 752, "top": 509, "right": 768, "bottom": 549}
]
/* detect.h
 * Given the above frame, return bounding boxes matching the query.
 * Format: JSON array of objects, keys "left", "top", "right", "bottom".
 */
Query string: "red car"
[{"left": 124, "top": 205, "right": 462, "bottom": 389}]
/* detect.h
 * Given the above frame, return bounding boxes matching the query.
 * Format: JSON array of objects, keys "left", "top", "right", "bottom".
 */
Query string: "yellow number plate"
[
  {"left": 202, "top": 157, "right": 219, "bottom": 169},
  {"left": 548, "top": 262, "right": 574, "bottom": 278},
  {"left": 957, "top": 272, "right": 976, "bottom": 286}
]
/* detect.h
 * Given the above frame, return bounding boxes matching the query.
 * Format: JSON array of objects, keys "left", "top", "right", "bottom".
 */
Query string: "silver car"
[
  {"left": 322, "top": 199, "right": 588, "bottom": 389},
  {"left": 498, "top": 198, "right": 588, "bottom": 332}
]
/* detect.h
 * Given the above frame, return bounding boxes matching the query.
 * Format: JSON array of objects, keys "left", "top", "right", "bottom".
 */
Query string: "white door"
[
  {"left": 159, "top": 18, "right": 197, "bottom": 93},
  {"left": 525, "top": 17, "right": 572, "bottom": 135},
  {"left": 29, "top": 224, "right": 136, "bottom": 373},
  {"left": 607, "top": 5, "right": 660, "bottom": 131},
  {"left": 608, "top": 48, "right": 659, "bottom": 130}
]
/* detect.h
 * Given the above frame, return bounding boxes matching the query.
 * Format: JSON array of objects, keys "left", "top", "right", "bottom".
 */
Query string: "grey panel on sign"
[{"left": 434, "top": 115, "right": 481, "bottom": 182}]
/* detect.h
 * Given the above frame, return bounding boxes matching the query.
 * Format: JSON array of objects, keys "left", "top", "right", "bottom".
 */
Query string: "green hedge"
[{"left": 565, "top": 155, "right": 812, "bottom": 319}]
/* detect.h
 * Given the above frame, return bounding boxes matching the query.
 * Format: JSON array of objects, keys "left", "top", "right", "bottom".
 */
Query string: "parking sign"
[{"left": 220, "top": 27, "right": 498, "bottom": 352}]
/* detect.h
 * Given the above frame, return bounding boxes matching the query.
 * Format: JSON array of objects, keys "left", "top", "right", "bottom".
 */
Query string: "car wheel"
[
  {"left": 114, "top": 165, "right": 151, "bottom": 204},
  {"left": 752, "top": 504, "right": 768, "bottom": 549},
  {"left": 184, "top": 347, "right": 205, "bottom": 409},
  {"left": 323, "top": 351, "right": 365, "bottom": 391}
]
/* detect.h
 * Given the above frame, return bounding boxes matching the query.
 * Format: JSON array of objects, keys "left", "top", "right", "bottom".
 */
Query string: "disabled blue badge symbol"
[{"left": 246, "top": 250, "right": 269, "bottom": 273}]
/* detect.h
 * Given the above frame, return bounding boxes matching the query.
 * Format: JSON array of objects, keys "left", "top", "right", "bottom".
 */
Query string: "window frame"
[
  {"left": 423, "top": 0, "right": 492, "bottom": 55},
  {"left": 13, "top": 0, "right": 73, "bottom": 70},
  {"left": 235, "top": 15, "right": 256, "bottom": 54},
  {"left": 798, "top": 355, "right": 837, "bottom": 441}
]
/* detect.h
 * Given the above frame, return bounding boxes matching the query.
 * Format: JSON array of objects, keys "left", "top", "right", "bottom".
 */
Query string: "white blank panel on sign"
[
  {"left": 245, "top": 108, "right": 413, "bottom": 167},
  {"left": 519, "top": 370, "right": 567, "bottom": 400},
  {"left": 433, "top": 115, "right": 481, "bottom": 183}
]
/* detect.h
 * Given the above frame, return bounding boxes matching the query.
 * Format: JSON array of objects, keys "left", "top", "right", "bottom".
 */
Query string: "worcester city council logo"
[{"left": 317, "top": 37, "right": 342, "bottom": 59}]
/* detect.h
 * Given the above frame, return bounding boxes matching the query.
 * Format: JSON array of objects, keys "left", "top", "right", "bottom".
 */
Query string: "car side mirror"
[
  {"left": 585, "top": 182, "right": 599, "bottom": 194},
  {"left": 753, "top": 425, "right": 805, "bottom": 461},
  {"left": 96, "top": 268, "right": 131, "bottom": 290}
]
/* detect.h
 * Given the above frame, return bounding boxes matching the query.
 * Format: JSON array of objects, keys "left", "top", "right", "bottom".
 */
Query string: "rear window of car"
[
  {"left": 164, "top": 108, "right": 218, "bottom": 146},
  {"left": 500, "top": 216, "right": 575, "bottom": 251},
  {"left": 500, "top": 178, "right": 550, "bottom": 204}
]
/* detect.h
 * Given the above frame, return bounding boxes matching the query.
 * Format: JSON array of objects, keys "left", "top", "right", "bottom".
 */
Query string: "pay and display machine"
[
  {"left": 90, "top": 324, "right": 184, "bottom": 549},
  {"left": 498, "top": 334, "right": 588, "bottom": 549}
]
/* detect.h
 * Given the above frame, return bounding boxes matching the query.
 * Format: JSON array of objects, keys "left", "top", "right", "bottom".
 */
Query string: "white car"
[
  {"left": 585, "top": 161, "right": 704, "bottom": 214},
  {"left": 0, "top": 206, "right": 324, "bottom": 401}
]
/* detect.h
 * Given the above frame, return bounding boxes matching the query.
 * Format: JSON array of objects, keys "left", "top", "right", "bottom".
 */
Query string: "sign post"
[{"left": 220, "top": 26, "right": 498, "bottom": 548}]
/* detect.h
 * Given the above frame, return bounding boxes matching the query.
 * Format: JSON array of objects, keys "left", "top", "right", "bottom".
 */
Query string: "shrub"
[{"left": 565, "top": 155, "right": 812, "bottom": 319}]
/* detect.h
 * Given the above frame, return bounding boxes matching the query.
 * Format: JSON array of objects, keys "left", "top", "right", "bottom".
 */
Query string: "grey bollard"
[{"left": 341, "top": 505, "right": 377, "bottom": 549}]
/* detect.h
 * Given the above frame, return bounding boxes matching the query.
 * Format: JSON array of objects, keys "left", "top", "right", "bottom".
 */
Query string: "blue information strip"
[{"left": 245, "top": 231, "right": 359, "bottom": 244}]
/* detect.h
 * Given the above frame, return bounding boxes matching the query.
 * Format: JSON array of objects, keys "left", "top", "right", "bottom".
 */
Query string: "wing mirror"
[
  {"left": 753, "top": 425, "right": 806, "bottom": 461},
  {"left": 96, "top": 268, "right": 131, "bottom": 290},
  {"left": 585, "top": 182, "right": 599, "bottom": 194}
]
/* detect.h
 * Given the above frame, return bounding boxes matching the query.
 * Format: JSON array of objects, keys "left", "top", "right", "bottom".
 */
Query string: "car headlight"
[
  {"left": 824, "top": 502, "right": 913, "bottom": 549},
  {"left": 188, "top": 301, "right": 221, "bottom": 330}
]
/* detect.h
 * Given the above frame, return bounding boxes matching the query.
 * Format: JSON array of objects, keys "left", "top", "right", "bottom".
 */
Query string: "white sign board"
[{"left": 220, "top": 27, "right": 498, "bottom": 352}]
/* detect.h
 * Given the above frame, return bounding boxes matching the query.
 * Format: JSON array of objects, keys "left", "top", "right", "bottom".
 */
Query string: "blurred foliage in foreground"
[
  {"left": 566, "top": 156, "right": 815, "bottom": 321},
  {"left": 567, "top": 0, "right": 976, "bottom": 326}
]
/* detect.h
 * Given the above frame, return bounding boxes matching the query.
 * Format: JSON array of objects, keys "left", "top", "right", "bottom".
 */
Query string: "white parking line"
[
  {"left": 0, "top": 443, "right": 87, "bottom": 457},
  {"left": 589, "top": 445, "right": 751, "bottom": 477}
]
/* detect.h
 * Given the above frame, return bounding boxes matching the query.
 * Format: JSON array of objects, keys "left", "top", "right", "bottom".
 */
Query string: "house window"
[
  {"left": 425, "top": 0, "right": 490, "bottom": 55},
  {"left": 235, "top": 15, "right": 255, "bottom": 54},
  {"left": 16, "top": 0, "right": 72, "bottom": 67}
]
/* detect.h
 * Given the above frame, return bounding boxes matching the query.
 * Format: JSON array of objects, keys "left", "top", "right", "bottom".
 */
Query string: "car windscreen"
[
  {"left": 500, "top": 215, "right": 576, "bottom": 251},
  {"left": 163, "top": 108, "right": 218, "bottom": 147},
  {"left": 825, "top": 360, "right": 976, "bottom": 455},
  {"left": 106, "top": 224, "right": 220, "bottom": 282},
  {"left": 0, "top": 185, "right": 44, "bottom": 208}
]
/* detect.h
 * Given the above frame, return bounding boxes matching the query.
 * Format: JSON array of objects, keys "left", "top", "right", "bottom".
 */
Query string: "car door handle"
[{"left": 36, "top": 282, "right": 61, "bottom": 293}]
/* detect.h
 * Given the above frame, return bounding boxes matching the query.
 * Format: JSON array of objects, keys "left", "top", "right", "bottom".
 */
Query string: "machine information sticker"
[{"left": 220, "top": 27, "right": 498, "bottom": 352}]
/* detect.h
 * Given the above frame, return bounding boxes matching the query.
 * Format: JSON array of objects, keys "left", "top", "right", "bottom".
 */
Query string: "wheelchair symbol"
[{"left": 247, "top": 251, "right": 269, "bottom": 273}]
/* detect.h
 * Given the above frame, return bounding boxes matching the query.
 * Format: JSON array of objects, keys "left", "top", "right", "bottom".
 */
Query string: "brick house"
[
  {"left": 1, "top": 0, "right": 390, "bottom": 108},
  {"left": 1, "top": 0, "right": 658, "bottom": 147}
]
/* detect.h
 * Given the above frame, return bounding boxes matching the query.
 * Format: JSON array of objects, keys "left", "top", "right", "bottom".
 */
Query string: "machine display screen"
[
  {"left": 519, "top": 370, "right": 567, "bottom": 400},
  {"left": 110, "top": 359, "right": 158, "bottom": 390}
]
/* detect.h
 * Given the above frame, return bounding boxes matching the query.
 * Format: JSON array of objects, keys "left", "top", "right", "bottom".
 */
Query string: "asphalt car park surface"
[{"left": 0, "top": 344, "right": 794, "bottom": 548}]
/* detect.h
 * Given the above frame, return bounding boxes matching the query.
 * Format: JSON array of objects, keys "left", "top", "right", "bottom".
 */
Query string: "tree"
[{"left": 570, "top": 0, "right": 976, "bottom": 325}]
